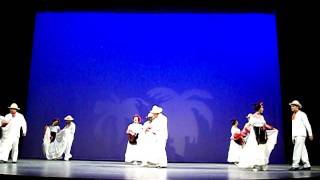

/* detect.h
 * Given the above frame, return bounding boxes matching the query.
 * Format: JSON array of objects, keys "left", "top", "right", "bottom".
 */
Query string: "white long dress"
[
  {"left": 43, "top": 126, "right": 66, "bottom": 160},
  {"left": 237, "top": 115, "right": 278, "bottom": 168},
  {"left": 125, "top": 123, "right": 143, "bottom": 162},
  {"left": 227, "top": 126, "right": 242, "bottom": 163}
]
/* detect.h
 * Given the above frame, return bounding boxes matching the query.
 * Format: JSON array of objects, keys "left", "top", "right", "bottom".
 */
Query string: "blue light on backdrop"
[{"left": 23, "top": 12, "right": 284, "bottom": 162}]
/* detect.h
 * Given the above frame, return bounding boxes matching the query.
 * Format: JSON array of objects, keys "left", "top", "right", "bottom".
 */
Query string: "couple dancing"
[
  {"left": 42, "top": 115, "right": 76, "bottom": 161},
  {"left": 125, "top": 105, "right": 168, "bottom": 168}
]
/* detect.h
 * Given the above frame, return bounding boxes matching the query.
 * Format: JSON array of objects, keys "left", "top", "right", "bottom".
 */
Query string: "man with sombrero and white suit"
[
  {"left": 141, "top": 105, "right": 168, "bottom": 168},
  {"left": 62, "top": 115, "right": 76, "bottom": 161},
  {"left": 0, "top": 103, "right": 27, "bottom": 163},
  {"left": 289, "top": 100, "right": 313, "bottom": 171}
]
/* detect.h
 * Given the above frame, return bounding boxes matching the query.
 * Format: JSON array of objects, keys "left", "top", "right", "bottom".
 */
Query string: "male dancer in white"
[
  {"left": 149, "top": 105, "right": 168, "bottom": 168},
  {"left": 289, "top": 100, "right": 313, "bottom": 171},
  {"left": 62, "top": 115, "right": 76, "bottom": 161},
  {"left": 140, "top": 105, "right": 168, "bottom": 168},
  {"left": 0, "top": 103, "right": 27, "bottom": 163}
]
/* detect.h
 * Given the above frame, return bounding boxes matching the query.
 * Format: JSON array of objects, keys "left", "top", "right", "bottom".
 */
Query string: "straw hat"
[
  {"left": 64, "top": 115, "right": 74, "bottom": 121},
  {"left": 150, "top": 105, "right": 163, "bottom": 114},
  {"left": 8, "top": 103, "right": 20, "bottom": 110},
  {"left": 289, "top": 100, "right": 302, "bottom": 108}
]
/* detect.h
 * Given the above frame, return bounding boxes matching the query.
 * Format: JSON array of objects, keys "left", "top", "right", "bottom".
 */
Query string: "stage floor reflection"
[{"left": 1, "top": 159, "right": 320, "bottom": 179}]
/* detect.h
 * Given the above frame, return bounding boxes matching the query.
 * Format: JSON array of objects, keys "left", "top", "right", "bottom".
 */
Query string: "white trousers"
[
  {"left": 64, "top": 138, "right": 73, "bottom": 160},
  {"left": 292, "top": 136, "right": 310, "bottom": 168},
  {"left": 158, "top": 139, "right": 168, "bottom": 167},
  {"left": 0, "top": 137, "right": 20, "bottom": 162}
]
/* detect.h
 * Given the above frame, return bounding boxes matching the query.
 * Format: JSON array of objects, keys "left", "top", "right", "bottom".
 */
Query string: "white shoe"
[
  {"left": 252, "top": 168, "right": 258, "bottom": 172},
  {"left": 262, "top": 165, "right": 268, "bottom": 171},
  {"left": 141, "top": 162, "right": 149, "bottom": 167},
  {"left": 64, "top": 154, "right": 72, "bottom": 161},
  {"left": 252, "top": 166, "right": 259, "bottom": 172},
  {"left": 156, "top": 165, "right": 167, "bottom": 168}
]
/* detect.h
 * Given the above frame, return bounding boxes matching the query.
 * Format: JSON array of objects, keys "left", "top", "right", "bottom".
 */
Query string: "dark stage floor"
[{"left": 1, "top": 159, "right": 320, "bottom": 179}]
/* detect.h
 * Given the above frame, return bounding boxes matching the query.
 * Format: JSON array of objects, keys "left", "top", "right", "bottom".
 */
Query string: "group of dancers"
[
  {"left": 125, "top": 105, "right": 168, "bottom": 168},
  {"left": 0, "top": 103, "right": 76, "bottom": 163},
  {"left": 0, "top": 100, "right": 314, "bottom": 172},
  {"left": 227, "top": 100, "right": 313, "bottom": 171}
]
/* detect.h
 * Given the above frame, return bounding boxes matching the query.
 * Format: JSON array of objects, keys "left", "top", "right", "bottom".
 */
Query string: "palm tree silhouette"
[
  {"left": 147, "top": 87, "right": 213, "bottom": 158},
  {"left": 93, "top": 94, "right": 149, "bottom": 144}
]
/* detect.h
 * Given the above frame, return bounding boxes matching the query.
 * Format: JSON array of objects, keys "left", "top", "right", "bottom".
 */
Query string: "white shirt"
[
  {"left": 127, "top": 123, "right": 143, "bottom": 134},
  {"left": 63, "top": 122, "right": 76, "bottom": 139},
  {"left": 49, "top": 125, "right": 60, "bottom": 133},
  {"left": 248, "top": 114, "right": 266, "bottom": 127},
  {"left": 151, "top": 113, "right": 168, "bottom": 140},
  {"left": 292, "top": 110, "right": 312, "bottom": 138},
  {"left": 4, "top": 112, "right": 27, "bottom": 138}
]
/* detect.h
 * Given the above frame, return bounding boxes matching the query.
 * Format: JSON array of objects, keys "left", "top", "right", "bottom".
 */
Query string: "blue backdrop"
[{"left": 22, "top": 12, "right": 285, "bottom": 163}]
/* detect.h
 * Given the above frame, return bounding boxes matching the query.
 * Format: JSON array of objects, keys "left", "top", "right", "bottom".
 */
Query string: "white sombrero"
[
  {"left": 150, "top": 105, "right": 163, "bottom": 114},
  {"left": 64, "top": 115, "right": 74, "bottom": 121},
  {"left": 8, "top": 103, "right": 20, "bottom": 110},
  {"left": 289, "top": 100, "right": 302, "bottom": 108}
]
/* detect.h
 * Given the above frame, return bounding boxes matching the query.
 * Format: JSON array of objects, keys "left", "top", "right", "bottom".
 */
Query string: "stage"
[{"left": 1, "top": 160, "right": 320, "bottom": 179}]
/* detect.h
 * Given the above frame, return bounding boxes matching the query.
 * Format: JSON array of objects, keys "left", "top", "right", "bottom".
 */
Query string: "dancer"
[
  {"left": 125, "top": 114, "right": 143, "bottom": 165},
  {"left": 237, "top": 102, "right": 278, "bottom": 171},
  {"left": 0, "top": 103, "right": 27, "bottom": 163},
  {"left": 289, "top": 100, "right": 313, "bottom": 171},
  {"left": 227, "top": 119, "right": 242, "bottom": 164},
  {"left": 141, "top": 105, "right": 168, "bottom": 168}
]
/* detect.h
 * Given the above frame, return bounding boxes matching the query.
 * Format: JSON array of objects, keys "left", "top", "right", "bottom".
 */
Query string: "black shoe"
[
  {"left": 300, "top": 167, "right": 311, "bottom": 171},
  {"left": 289, "top": 167, "right": 299, "bottom": 171}
]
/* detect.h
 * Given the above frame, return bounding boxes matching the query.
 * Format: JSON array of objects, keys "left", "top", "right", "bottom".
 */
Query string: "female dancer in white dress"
[
  {"left": 237, "top": 102, "right": 278, "bottom": 171},
  {"left": 125, "top": 114, "right": 143, "bottom": 164},
  {"left": 227, "top": 119, "right": 242, "bottom": 163}
]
